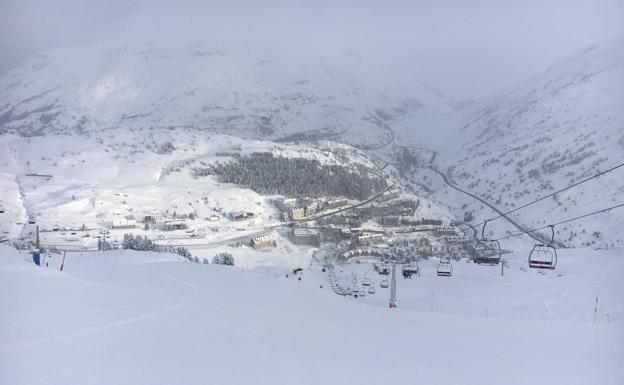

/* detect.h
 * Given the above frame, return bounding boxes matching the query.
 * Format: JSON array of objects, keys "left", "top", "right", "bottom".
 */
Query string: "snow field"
[{"left": 1, "top": 245, "right": 622, "bottom": 385}]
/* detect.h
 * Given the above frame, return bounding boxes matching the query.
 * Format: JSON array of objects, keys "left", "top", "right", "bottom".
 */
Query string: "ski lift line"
[
  {"left": 474, "top": 161, "right": 624, "bottom": 228},
  {"left": 492, "top": 202, "right": 624, "bottom": 242}
]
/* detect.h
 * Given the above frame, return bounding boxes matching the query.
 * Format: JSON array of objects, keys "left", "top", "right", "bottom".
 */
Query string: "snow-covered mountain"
[
  {"left": 441, "top": 42, "right": 624, "bottom": 247},
  {"left": 0, "top": 45, "right": 450, "bottom": 147}
]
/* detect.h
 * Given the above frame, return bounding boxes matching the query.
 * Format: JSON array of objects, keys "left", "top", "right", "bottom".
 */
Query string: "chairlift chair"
[
  {"left": 529, "top": 225, "right": 558, "bottom": 270},
  {"left": 368, "top": 284, "right": 376, "bottom": 295},
  {"left": 362, "top": 276, "right": 372, "bottom": 286},
  {"left": 0, "top": 201, "right": 4, "bottom": 214},
  {"left": 402, "top": 261, "right": 419, "bottom": 278},
  {"left": 473, "top": 219, "right": 501, "bottom": 265},
  {"left": 379, "top": 264, "right": 390, "bottom": 275},
  {"left": 28, "top": 216, "right": 36, "bottom": 225},
  {"left": 380, "top": 279, "right": 389, "bottom": 288},
  {"left": 437, "top": 258, "right": 453, "bottom": 277}
]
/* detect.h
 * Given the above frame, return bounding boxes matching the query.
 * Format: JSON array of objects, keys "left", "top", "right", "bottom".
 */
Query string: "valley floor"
[{"left": 1, "top": 245, "right": 622, "bottom": 385}]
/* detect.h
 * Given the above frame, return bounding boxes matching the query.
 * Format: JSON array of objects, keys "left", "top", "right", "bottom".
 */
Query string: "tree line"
[{"left": 195, "top": 155, "right": 387, "bottom": 200}]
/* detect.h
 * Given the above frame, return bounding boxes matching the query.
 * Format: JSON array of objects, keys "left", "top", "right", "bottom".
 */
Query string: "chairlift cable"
[
  {"left": 492, "top": 202, "right": 624, "bottom": 242},
  {"left": 473, "top": 161, "right": 624, "bottom": 228}
]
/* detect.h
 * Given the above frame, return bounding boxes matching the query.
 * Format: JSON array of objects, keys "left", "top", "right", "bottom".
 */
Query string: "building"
[
  {"left": 434, "top": 227, "right": 456, "bottom": 236},
  {"left": 288, "top": 207, "right": 305, "bottom": 220},
  {"left": 135, "top": 212, "right": 162, "bottom": 223},
  {"left": 276, "top": 197, "right": 298, "bottom": 211},
  {"left": 232, "top": 212, "right": 255, "bottom": 221},
  {"left": 251, "top": 232, "right": 274, "bottom": 249},
  {"left": 325, "top": 198, "right": 348, "bottom": 210},
  {"left": 112, "top": 215, "right": 137, "bottom": 230},
  {"left": 445, "top": 236, "right": 466, "bottom": 244},
  {"left": 292, "top": 228, "right": 321, "bottom": 246},
  {"left": 163, "top": 222, "right": 188, "bottom": 231},
  {"left": 380, "top": 216, "right": 400, "bottom": 226},
  {"left": 304, "top": 203, "right": 317, "bottom": 216},
  {"left": 340, "top": 228, "right": 352, "bottom": 239},
  {"left": 444, "top": 236, "right": 467, "bottom": 252},
  {"left": 357, "top": 233, "right": 384, "bottom": 246}
]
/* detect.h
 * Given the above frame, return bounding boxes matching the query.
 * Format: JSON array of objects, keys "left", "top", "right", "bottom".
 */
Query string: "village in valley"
[{"left": 2, "top": 132, "right": 473, "bottom": 295}]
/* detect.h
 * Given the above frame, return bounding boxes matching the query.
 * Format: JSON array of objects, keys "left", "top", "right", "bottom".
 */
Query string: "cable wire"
[
  {"left": 493, "top": 202, "right": 624, "bottom": 242},
  {"left": 473, "top": 161, "right": 624, "bottom": 228}
]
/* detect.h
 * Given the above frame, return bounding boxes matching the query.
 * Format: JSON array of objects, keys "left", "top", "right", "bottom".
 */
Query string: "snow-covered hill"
[
  {"left": 0, "top": 128, "right": 455, "bottom": 266},
  {"left": 0, "top": 45, "right": 450, "bottom": 147},
  {"left": 1, "top": 245, "right": 622, "bottom": 385},
  {"left": 418, "top": 42, "right": 624, "bottom": 247}
]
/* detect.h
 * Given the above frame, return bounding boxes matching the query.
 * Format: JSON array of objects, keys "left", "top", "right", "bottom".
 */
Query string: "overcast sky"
[{"left": 1, "top": 0, "right": 622, "bottom": 99}]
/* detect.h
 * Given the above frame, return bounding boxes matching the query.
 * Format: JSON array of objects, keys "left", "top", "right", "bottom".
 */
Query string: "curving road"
[{"left": 428, "top": 166, "right": 547, "bottom": 244}]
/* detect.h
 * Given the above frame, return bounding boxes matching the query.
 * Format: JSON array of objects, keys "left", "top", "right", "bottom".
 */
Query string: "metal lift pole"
[{"left": 389, "top": 261, "right": 397, "bottom": 308}]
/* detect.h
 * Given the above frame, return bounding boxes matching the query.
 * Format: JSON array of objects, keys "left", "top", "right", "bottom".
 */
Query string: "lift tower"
[{"left": 389, "top": 262, "right": 397, "bottom": 308}]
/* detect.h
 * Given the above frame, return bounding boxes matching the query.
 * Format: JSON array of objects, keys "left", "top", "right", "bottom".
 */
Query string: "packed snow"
[{"left": 1, "top": 245, "right": 622, "bottom": 385}]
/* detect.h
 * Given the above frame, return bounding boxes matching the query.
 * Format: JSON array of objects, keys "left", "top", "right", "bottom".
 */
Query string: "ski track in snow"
[{"left": 0, "top": 258, "right": 199, "bottom": 349}]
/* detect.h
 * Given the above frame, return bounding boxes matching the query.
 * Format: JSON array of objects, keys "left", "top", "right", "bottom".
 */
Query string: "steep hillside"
[
  {"left": 0, "top": 45, "right": 450, "bottom": 148},
  {"left": 438, "top": 43, "right": 624, "bottom": 247}
]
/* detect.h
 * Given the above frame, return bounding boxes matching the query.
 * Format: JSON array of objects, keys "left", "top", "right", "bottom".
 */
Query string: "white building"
[
  {"left": 357, "top": 233, "right": 383, "bottom": 246},
  {"left": 251, "top": 232, "right": 274, "bottom": 249},
  {"left": 135, "top": 212, "right": 162, "bottom": 223}
]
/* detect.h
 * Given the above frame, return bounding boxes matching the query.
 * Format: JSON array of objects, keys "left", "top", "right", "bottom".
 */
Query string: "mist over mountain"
[
  {"left": 410, "top": 41, "right": 624, "bottom": 248},
  {"left": 0, "top": 44, "right": 451, "bottom": 148}
]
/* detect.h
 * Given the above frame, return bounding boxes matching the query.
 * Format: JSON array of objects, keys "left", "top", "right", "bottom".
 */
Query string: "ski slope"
[{"left": 1, "top": 245, "right": 622, "bottom": 385}]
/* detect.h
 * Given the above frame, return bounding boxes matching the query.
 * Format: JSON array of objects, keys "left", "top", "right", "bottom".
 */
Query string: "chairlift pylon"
[
  {"left": 473, "top": 219, "right": 502, "bottom": 265},
  {"left": 528, "top": 225, "right": 558, "bottom": 269}
]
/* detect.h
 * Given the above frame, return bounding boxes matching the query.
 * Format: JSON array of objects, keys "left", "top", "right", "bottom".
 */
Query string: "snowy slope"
[
  {"left": 414, "top": 42, "right": 624, "bottom": 247},
  {"left": 1, "top": 246, "right": 623, "bottom": 385},
  {"left": 0, "top": 45, "right": 450, "bottom": 147}
]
